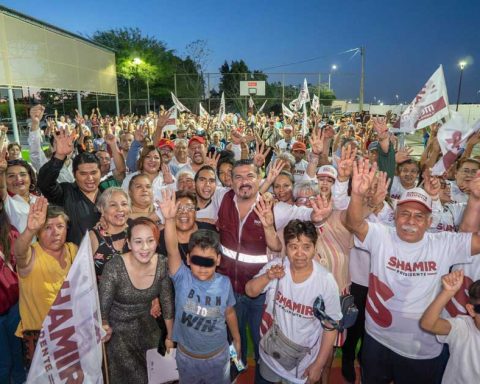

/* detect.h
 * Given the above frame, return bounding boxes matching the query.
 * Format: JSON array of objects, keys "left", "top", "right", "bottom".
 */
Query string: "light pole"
[
  {"left": 328, "top": 64, "right": 337, "bottom": 91},
  {"left": 395, "top": 94, "right": 399, "bottom": 104},
  {"left": 456, "top": 61, "right": 467, "bottom": 111}
]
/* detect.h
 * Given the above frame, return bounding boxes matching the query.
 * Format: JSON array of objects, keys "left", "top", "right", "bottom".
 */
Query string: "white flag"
[
  {"left": 311, "top": 95, "right": 320, "bottom": 114},
  {"left": 298, "top": 78, "right": 311, "bottom": 107},
  {"left": 218, "top": 92, "right": 226, "bottom": 124},
  {"left": 282, "top": 103, "right": 294, "bottom": 118},
  {"left": 289, "top": 98, "right": 300, "bottom": 112},
  {"left": 257, "top": 99, "right": 267, "bottom": 114},
  {"left": 170, "top": 92, "right": 191, "bottom": 113},
  {"left": 432, "top": 116, "right": 480, "bottom": 175},
  {"left": 199, "top": 103, "right": 210, "bottom": 119},
  {"left": 392, "top": 65, "right": 450, "bottom": 133},
  {"left": 27, "top": 235, "right": 103, "bottom": 383},
  {"left": 164, "top": 106, "right": 177, "bottom": 131},
  {"left": 248, "top": 96, "right": 255, "bottom": 109},
  {"left": 300, "top": 103, "right": 309, "bottom": 137}
]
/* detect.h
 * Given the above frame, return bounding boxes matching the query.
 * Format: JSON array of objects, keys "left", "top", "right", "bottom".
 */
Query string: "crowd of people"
[{"left": 0, "top": 102, "right": 479, "bottom": 384}]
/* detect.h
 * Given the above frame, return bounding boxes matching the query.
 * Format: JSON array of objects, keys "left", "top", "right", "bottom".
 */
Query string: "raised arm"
[
  {"left": 104, "top": 125, "right": 126, "bottom": 181},
  {"left": 420, "top": 270, "right": 464, "bottom": 335},
  {"left": 37, "top": 129, "right": 75, "bottom": 205},
  {"left": 158, "top": 190, "right": 182, "bottom": 275},
  {"left": 245, "top": 263, "right": 285, "bottom": 298},
  {"left": 28, "top": 105, "right": 49, "bottom": 172},
  {"left": 254, "top": 196, "right": 282, "bottom": 252},
  {"left": 345, "top": 159, "right": 377, "bottom": 242},
  {"left": 0, "top": 147, "right": 7, "bottom": 201},
  {"left": 305, "top": 127, "right": 324, "bottom": 178},
  {"left": 14, "top": 197, "right": 49, "bottom": 273}
]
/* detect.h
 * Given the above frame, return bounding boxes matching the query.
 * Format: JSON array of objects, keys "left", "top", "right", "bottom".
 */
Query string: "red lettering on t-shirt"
[
  {"left": 366, "top": 273, "right": 394, "bottom": 328},
  {"left": 445, "top": 275, "right": 474, "bottom": 317}
]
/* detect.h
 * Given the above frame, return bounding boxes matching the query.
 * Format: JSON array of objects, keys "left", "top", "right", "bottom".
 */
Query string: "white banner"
[
  {"left": 218, "top": 92, "right": 226, "bottom": 124},
  {"left": 147, "top": 349, "right": 179, "bottom": 384},
  {"left": 300, "top": 103, "right": 308, "bottom": 137},
  {"left": 289, "top": 98, "right": 300, "bottom": 112},
  {"left": 170, "top": 92, "right": 191, "bottom": 113},
  {"left": 257, "top": 99, "right": 267, "bottom": 114},
  {"left": 248, "top": 96, "right": 255, "bottom": 109},
  {"left": 392, "top": 65, "right": 450, "bottom": 133},
  {"left": 282, "top": 103, "right": 294, "bottom": 118},
  {"left": 311, "top": 94, "right": 320, "bottom": 114},
  {"left": 298, "top": 78, "right": 310, "bottom": 107},
  {"left": 27, "top": 235, "right": 104, "bottom": 384},
  {"left": 199, "top": 103, "right": 210, "bottom": 119},
  {"left": 164, "top": 106, "right": 177, "bottom": 131}
]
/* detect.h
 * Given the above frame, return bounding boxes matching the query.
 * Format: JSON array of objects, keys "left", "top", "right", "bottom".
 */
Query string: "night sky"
[{"left": 2, "top": 0, "right": 479, "bottom": 104}]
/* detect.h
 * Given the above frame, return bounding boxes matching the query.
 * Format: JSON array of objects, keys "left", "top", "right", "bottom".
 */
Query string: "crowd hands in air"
[{"left": 1, "top": 102, "right": 480, "bottom": 384}]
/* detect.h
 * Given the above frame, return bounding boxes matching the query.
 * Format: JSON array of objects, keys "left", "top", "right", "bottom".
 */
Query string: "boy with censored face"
[{"left": 159, "top": 190, "right": 241, "bottom": 384}]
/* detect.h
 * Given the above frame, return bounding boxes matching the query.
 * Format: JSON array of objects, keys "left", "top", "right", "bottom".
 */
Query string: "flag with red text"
[
  {"left": 392, "top": 65, "right": 450, "bottom": 133},
  {"left": 27, "top": 235, "right": 104, "bottom": 383}
]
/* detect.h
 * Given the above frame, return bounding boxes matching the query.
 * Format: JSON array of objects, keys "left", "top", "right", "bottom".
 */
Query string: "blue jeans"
[
  {"left": 176, "top": 345, "right": 230, "bottom": 384},
  {"left": 0, "top": 302, "right": 26, "bottom": 384},
  {"left": 234, "top": 293, "right": 265, "bottom": 365}
]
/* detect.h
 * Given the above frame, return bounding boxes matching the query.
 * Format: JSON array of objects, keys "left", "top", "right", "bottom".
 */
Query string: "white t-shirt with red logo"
[
  {"left": 257, "top": 258, "right": 341, "bottom": 383},
  {"left": 447, "top": 256, "right": 480, "bottom": 318},
  {"left": 355, "top": 222, "right": 473, "bottom": 359}
]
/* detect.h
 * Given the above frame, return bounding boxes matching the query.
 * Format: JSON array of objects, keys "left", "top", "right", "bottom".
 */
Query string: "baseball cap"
[
  {"left": 316, "top": 165, "right": 337, "bottom": 180},
  {"left": 157, "top": 138, "right": 174, "bottom": 150},
  {"left": 188, "top": 136, "right": 205, "bottom": 146},
  {"left": 397, "top": 188, "right": 432, "bottom": 212},
  {"left": 292, "top": 142, "right": 307, "bottom": 152},
  {"left": 283, "top": 125, "right": 293, "bottom": 131}
]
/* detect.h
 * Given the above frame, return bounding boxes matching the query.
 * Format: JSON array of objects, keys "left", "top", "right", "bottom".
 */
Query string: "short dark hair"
[
  {"left": 188, "top": 229, "right": 221, "bottom": 254},
  {"left": 232, "top": 159, "right": 260, "bottom": 175},
  {"left": 46, "top": 205, "right": 69, "bottom": 223},
  {"left": 469, "top": 280, "right": 480, "bottom": 304},
  {"left": 194, "top": 165, "right": 216, "bottom": 182},
  {"left": 283, "top": 219, "right": 318, "bottom": 245},
  {"left": 7, "top": 159, "right": 38, "bottom": 194},
  {"left": 128, "top": 173, "right": 150, "bottom": 190},
  {"left": 176, "top": 190, "right": 197, "bottom": 207},
  {"left": 72, "top": 152, "right": 101, "bottom": 174}
]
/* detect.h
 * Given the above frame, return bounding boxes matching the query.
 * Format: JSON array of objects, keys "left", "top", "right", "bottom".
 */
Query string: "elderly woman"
[
  {"left": 127, "top": 174, "right": 162, "bottom": 224},
  {"left": 176, "top": 169, "right": 195, "bottom": 193},
  {"left": 89, "top": 187, "right": 131, "bottom": 278},
  {"left": 157, "top": 190, "right": 217, "bottom": 265},
  {"left": 13, "top": 198, "right": 77, "bottom": 368},
  {"left": 0, "top": 153, "right": 39, "bottom": 233},
  {"left": 100, "top": 217, "right": 174, "bottom": 384}
]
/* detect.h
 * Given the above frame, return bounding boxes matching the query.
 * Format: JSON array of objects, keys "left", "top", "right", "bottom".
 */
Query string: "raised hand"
[
  {"left": 310, "top": 194, "right": 333, "bottom": 223},
  {"left": 254, "top": 196, "right": 275, "bottom": 228},
  {"left": 30, "top": 104, "right": 45, "bottom": 130},
  {"left": 337, "top": 144, "right": 357, "bottom": 182},
  {"left": 253, "top": 141, "right": 271, "bottom": 167},
  {"left": 204, "top": 151, "right": 221, "bottom": 169},
  {"left": 441, "top": 270, "right": 464, "bottom": 293},
  {"left": 308, "top": 127, "right": 324, "bottom": 155},
  {"left": 157, "top": 109, "right": 172, "bottom": 129},
  {"left": 161, "top": 163, "right": 174, "bottom": 184},
  {"left": 370, "top": 171, "right": 390, "bottom": 208},
  {"left": 422, "top": 168, "right": 441, "bottom": 198},
  {"left": 0, "top": 146, "right": 7, "bottom": 173},
  {"left": 54, "top": 128, "right": 76, "bottom": 158},
  {"left": 133, "top": 125, "right": 146, "bottom": 143},
  {"left": 265, "top": 159, "right": 285, "bottom": 184},
  {"left": 104, "top": 124, "right": 117, "bottom": 148},
  {"left": 157, "top": 189, "right": 178, "bottom": 220},
  {"left": 352, "top": 159, "right": 377, "bottom": 196},
  {"left": 27, "top": 197, "right": 48, "bottom": 233},
  {"left": 371, "top": 116, "right": 389, "bottom": 140},
  {"left": 395, "top": 146, "right": 413, "bottom": 164}
]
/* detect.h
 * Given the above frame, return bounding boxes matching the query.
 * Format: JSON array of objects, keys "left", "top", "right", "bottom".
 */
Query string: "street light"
[
  {"left": 395, "top": 94, "right": 399, "bottom": 104},
  {"left": 456, "top": 60, "right": 467, "bottom": 111},
  {"left": 328, "top": 64, "right": 337, "bottom": 91}
]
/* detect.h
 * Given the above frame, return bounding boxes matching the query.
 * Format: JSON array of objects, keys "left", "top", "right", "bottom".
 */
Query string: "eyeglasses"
[
  {"left": 295, "top": 196, "right": 316, "bottom": 205},
  {"left": 177, "top": 204, "right": 196, "bottom": 213},
  {"left": 459, "top": 168, "right": 478, "bottom": 176}
]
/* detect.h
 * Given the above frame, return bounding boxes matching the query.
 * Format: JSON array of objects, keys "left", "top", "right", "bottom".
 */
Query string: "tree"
[{"left": 91, "top": 28, "right": 201, "bottom": 113}]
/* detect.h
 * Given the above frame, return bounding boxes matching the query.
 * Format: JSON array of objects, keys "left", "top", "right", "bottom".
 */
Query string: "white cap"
[
  {"left": 397, "top": 188, "right": 432, "bottom": 212},
  {"left": 316, "top": 165, "right": 337, "bottom": 180}
]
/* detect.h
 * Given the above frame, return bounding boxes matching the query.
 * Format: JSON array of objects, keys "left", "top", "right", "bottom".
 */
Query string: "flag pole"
[{"left": 103, "top": 343, "right": 110, "bottom": 384}]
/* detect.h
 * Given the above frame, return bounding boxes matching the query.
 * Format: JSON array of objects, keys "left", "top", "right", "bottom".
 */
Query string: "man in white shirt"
[
  {"left": 275, "top": 125, "right": 296, "bottom": 153},
  {"left": 345, "top": 159, "right": 480, "bottom": 384}
]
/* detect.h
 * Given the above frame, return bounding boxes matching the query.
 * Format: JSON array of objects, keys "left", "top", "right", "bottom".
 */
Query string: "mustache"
[{"left": 400, "top": 225, "right": 418, "bottom": 233}]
